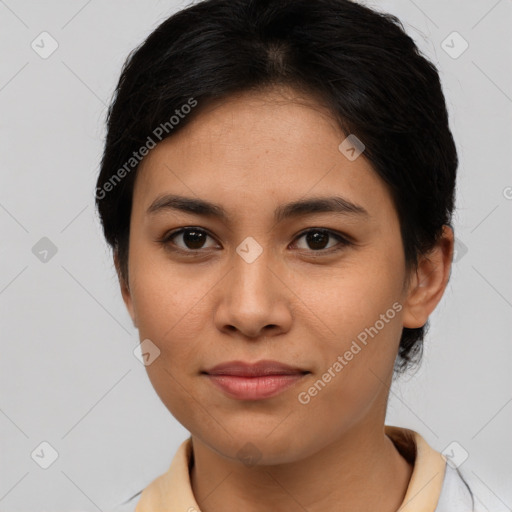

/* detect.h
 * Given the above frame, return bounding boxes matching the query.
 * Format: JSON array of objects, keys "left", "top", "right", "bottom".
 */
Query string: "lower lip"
[{"left": 206, "top": 374, "right": 307, "bottom": 400}]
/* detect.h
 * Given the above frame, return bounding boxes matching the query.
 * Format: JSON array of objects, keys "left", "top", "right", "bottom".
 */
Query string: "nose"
[{"left": 213, "top": 247, "right": 293, "bottom": 340}]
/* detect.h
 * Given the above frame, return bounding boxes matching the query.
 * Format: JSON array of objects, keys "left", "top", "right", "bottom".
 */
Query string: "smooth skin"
[{"left": 116, "top": 85, "right": 454, "bottom": 512}]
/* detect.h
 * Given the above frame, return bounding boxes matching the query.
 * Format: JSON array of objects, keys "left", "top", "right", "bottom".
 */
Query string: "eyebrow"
[{"left": 146, "top": 193, "right": 369, "bottom": 223}]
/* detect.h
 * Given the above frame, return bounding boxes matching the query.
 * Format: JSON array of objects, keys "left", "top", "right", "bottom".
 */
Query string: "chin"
[{"left": 195, "top": 424, "right": 311, "bottom": 467}]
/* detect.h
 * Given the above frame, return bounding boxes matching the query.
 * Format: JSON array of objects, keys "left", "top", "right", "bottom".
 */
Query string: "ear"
[
  {"left": 402, "top": 225, "right": 454, "bottom": 329},
  {"left": 114, "top": 250, "right": 137, "bottom": 328}
]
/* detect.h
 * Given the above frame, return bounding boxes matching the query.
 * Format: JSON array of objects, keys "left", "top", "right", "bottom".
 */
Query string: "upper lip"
[{"left": 204, "top": 360, "right": 309, "bottom": 377}]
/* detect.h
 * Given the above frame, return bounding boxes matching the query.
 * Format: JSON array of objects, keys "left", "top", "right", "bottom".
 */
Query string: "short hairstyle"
[{"left": 95, "top": 0, "right": 458, "bottom": 375}]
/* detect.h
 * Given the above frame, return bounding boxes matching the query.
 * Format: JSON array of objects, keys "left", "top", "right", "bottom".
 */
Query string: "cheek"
[
  {"left": 128, "top": 250, "right": 211, "bottom": 360},
  {"left": 129, "top": 260, "right": 214, "bottom": 430},
  {"left": 305, "top": 248, "right": 404, "bottom": 339},
  {"left": 295, "top": 301, "right": 403, "bottom": 438},
  {"left": 299, "top": 251, "right": 405, "bottom": 402}
]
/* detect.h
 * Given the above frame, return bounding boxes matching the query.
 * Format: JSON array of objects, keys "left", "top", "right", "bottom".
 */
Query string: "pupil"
[
  {"left": 184, "top": 230, "right": 205, "bottom": 249},
  {"left": 307, "top": 231, "right": 328, "bottom": 250}
]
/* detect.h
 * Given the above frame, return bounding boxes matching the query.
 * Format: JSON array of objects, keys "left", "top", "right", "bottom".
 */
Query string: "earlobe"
[
  {"left": 402, "top": 225, "right": 454, "bottom": 329},
  {"left": 114, "top": 250, "right": 137, "bottom": 328}
]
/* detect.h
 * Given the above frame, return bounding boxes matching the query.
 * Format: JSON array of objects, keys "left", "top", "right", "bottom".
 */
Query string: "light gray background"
[{"left": 1, "top": 0, "right": 511, "bottom": 510}]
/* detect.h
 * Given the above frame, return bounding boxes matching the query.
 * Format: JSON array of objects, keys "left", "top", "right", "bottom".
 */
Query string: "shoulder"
[
  {"left": 110, "top": 437, "right": 195, "bottom": 511},
  {"left": 435, "top": 465, "right": 478, "bottom": 512},
  {"left": 108, "top": 490, "right": 143, "bottom": 512}
]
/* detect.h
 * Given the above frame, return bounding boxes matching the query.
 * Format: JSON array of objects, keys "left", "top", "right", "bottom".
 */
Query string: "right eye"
[{"left": 159, "top": 227, "right": 220, "bottom": 253}]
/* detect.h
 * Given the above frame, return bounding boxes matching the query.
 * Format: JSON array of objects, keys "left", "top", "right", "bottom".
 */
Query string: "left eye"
[{"left": 292, "top": 229, "right": 350, "bottom": 252}]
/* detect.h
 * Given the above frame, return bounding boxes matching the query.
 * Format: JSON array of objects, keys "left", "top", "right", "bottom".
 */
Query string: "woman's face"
[{"left": 121, "top": 87, "right": 419, "bottom": 463}]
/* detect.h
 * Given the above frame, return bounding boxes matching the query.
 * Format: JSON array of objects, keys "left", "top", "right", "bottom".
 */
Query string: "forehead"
[{"left": 132, "top": 87, "right": 394, "bottom": 221}]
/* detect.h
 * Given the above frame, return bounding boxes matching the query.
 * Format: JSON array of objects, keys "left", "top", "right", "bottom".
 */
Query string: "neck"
[{"left": 190, "top": 421, "right": 413, "bottom": 512}]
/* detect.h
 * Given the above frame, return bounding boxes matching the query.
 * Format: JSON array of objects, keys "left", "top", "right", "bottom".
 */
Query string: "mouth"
[{"left": 202, "top": 360, "right": 310, "bottom": 400}]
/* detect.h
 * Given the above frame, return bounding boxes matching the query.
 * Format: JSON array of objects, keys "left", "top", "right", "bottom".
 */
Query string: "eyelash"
[{"left": 157, "top": 227, "right": 353, "bottom": 257}]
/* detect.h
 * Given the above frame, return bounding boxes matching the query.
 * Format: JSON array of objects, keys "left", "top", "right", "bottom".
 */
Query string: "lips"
[
  {"left": 204, "top": 360, "right": 308, "bottom": 377},
  {"left": 203, "top": 360, "right": 310, "bottom": 400}
]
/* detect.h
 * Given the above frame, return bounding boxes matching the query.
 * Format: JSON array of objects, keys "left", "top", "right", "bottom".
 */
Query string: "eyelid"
[
  {"left": 158, "top": 226, "right": 353, "bottom": 254},
  {"left": 159, "top": 227, "right": 220, "bottom": 251},
  {"left": 290, "top": 228, "right": 353, "bottom": 253}
]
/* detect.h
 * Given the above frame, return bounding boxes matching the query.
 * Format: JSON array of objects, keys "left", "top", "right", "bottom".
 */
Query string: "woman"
[{"left": 96, "top": 0, "right": 475, "bottom": 510}]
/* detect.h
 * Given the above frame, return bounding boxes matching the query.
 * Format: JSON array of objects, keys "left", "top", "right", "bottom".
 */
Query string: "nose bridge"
[
  {"left": 231, "top": 236, "right": 275, "bottom": 306},
  {"left": 213, "top": 236, "right": 291, "bottom": 337}
]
